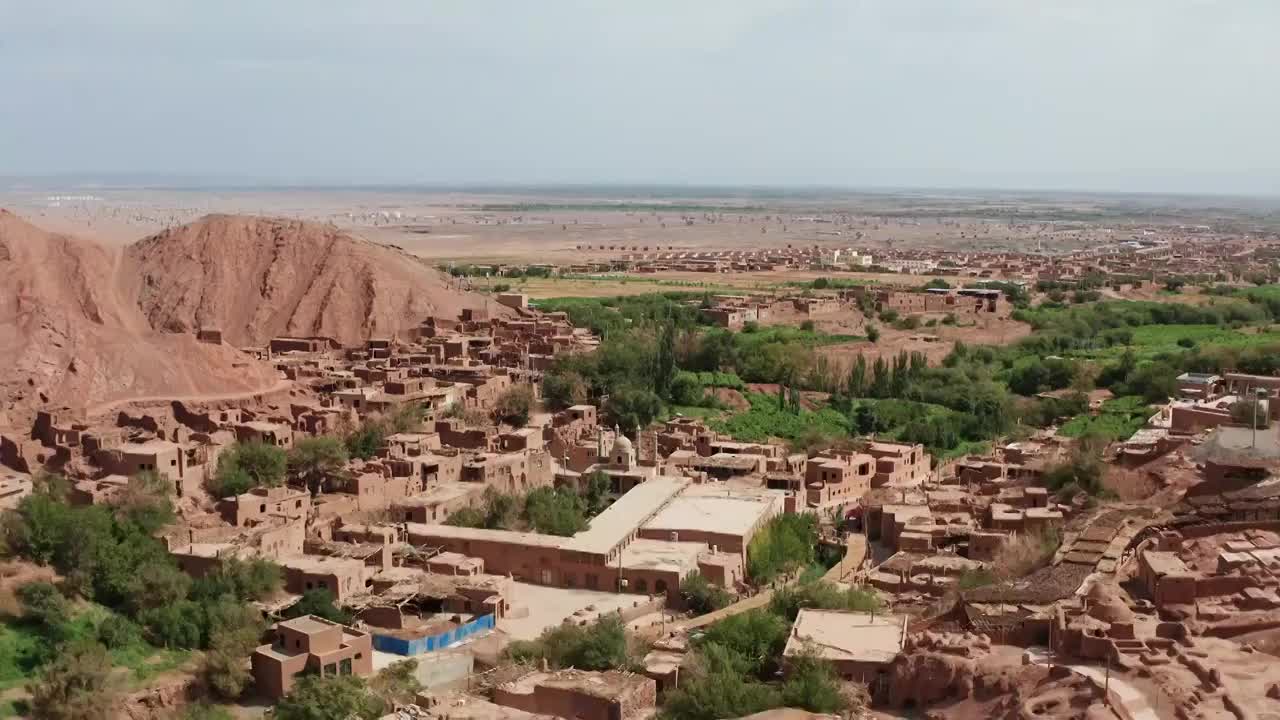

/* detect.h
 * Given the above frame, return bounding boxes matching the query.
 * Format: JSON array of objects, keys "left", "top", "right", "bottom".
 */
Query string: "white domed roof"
[{"left": 611, "top": 434, "right": 634, "bottom": 454}]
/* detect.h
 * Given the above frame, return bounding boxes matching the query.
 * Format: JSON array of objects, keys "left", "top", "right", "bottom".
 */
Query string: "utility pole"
[{"left": 1254, "top": 386, "right": 1259, "bottom": 448}]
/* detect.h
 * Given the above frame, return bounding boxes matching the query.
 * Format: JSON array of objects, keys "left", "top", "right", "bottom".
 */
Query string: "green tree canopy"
[
  {"left": 523, "top": 487, "right": 588, "bottom": 536},
  {"left": 495, "top": 385, "right": 535, "bottom": 427},
  {"left": 211, "top": 442, "right": 288, "bottom": 497},
  {"left": 679, "top": 571, "right": 732, "bottom": 616},
  {"left": 26, "top": 640, "right": 119, "bottom": 720},
  {"left": 606, "top": 386, "right": 662, "bottom": 430},
  {"left": 289, "top": 436, "right": 349, "bottom": 494},
  {"left": 283, "top": 588, "right": 352, "bottom": 625},
  {"left": 507, "top": 616, "right": 629, "bottom": 671},
  {"left": 275, "top": 674, "right": 385, "bottom": 720}
]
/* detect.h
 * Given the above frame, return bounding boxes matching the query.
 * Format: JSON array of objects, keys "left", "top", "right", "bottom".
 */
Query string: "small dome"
[
  {"left": 611, "top": 434, "right": 634, "bottom": 454},
  {"left": 1085, "top": 582, "right": 1133, "bottom": 624}
]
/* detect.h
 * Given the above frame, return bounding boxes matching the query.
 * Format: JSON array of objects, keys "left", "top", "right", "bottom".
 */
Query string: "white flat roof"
[
  {"left": 642, "top": 494, "right": 776, "bottom": 537},
  {"left": 394, "top": 483, "right": 481, "bottom": 506},
  {"left": 784, "top": 609, "right": 905, "bottom": 665},
  {"left": 560, "top": 476, "right": 689, "bottom": 555},
  {"left": 619, "top": 539, "right": 705, "bottom": 575},
  {"left": 404, "top": 523, "right": 564, "bottom": 548}
]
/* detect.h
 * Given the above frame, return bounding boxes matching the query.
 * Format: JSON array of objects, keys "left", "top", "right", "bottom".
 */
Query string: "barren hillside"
[
  {"left": 125, "top": 214, "right": 505, "bottom": 347},
  {"left": 0, "top": 210, "right": 281, "bottom": 422}
]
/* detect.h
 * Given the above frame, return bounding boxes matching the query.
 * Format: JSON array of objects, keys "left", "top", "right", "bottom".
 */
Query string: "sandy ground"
[
  {"left": 0, "top": 188, "right": 1138, "bottom": 261},
  {"left": 818, "top": 314, "right": 1033, "bottom": 367},
  {"left": 496, "top": 582, "right": 653, "bottom": 641}
]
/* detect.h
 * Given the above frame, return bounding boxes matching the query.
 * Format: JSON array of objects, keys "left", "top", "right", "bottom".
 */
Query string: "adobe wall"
[
  {"left": 635, "top": 527, "right": 744, "bottom": 556},
  {"left": 1180, "top": 520, "right": 1280, "bottom": 538},
  {"left": 1170, "top": 406, "right": 1230, "bottom": 434},
  {"left": 1195, "top": 575, "right": 1255, "bottom": 598}
]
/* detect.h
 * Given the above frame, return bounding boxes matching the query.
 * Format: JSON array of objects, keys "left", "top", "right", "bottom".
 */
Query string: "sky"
[{"left": 2, "top": 0, "right": 1278, "bottom": 194}]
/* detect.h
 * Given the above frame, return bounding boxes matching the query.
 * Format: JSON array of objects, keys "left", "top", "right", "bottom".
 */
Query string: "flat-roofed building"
[
  {"left": 405, "top": 524, "right": 564, "bottom": 585},
  {"left": 391, "top": 482, "right": 485, "bottom": 523},
  {"left": 251, "top": 615, "right": 373, "bottom": 699},
  {"left": 783, "top": 609, "right": 906, "bottom": 687},
  {"left": 219, "top": 485, "right": 311, "bottom": 527},
  {"left": 638, "top": 490, "right": 781, "bottom": 557},
  {"left": 867, "top": 441, "right": 931, "bottom": 487},
  {"left": 1139, "top": 550, "right": 1196, "bottom": 607},
  {"left": 493, "top": 669, "right": 657, "bottom": 720},
  {"left": 558, "top": 476, "right": 690, "bottom": 566},
  {"left": 280, "top": 554, "right": 369, "bottom": 602},
  {"left": 233, "top": 420, "right": 293, "bottom": 449}
]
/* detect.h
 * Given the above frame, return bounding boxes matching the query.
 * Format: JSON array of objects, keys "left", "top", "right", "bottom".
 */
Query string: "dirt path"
[
  {"left": 85, "top": 378, "right": 295, "bottom": 418},
  {"left": 823, "top": 534, "right": 868, "bottom": 583},
  {"left": 649, "top": 586, "right": 780, "bottom": 637},
  {"left": 1025, "top": 648, "right": 1158, "bottom": 720}
]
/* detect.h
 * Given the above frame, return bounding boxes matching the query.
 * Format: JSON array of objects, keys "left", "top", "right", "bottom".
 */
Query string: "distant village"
[{"left": 3, "top": 228, "right": 1280, "bottom": 720}]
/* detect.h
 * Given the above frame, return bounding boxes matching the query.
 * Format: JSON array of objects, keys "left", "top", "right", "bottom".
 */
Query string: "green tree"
[
  {"left": 507, "top": 616, "right": 629, "bottom": 671},
  {"left": 443, "top": 506, "right": 487, "bottom": 528},
  {"left": 388, "top": 403, "right": 428, "bottom": 434},
  {"left": 699, "top": 609, "right": 789, "bottom": 676},
  {"left": 289, "top": 437, "right": 349, "bottom": 494},
  {"left": 847, "top": 354, "right": 867, "bottom": 397},
  {"left": 669, "top": 372, "right": 705, "bottom": 406},
  {"left": 191, "top": 557, "right": 283, "bottom": 603},
  {"left": 211, "top": 442, "right": 288, "bottom": 497},
  {"left": 204, "top": 645, "right": 252, "bottom": 700},
  {"left": 852, "top": 404, "right": 880, "bottom": 435},
  {"left": 7, "top": 489, "right": 75, "bottom": 565},
  {"left": 18, "top": 581, "right": 71, "bottom": 628},
  {"left": 369, "top": 659, "right": 424, "bottom": 707},
  {"left": 495, "top": 385, "right": 535, "bottom": 426},
  {"left": 345, "top": 418, "right": 388, "bottom": 460},
  {"left": 779, "top": 646, "right": 852, "bottom": 715},
  {"left": 660, "top": 655, "right": 780, "bottom": 720},
  {"left": 26, "top": 640, "right": 119, "bottom": 720},
  {"left": 747, "top": 514, "right": 817, "bottom": 583},
  {"left": 541, "top": 370, "right": 589, "bottom": 410},
  {"left": 275, "top": 674, "right": 385, "bottom": 720},
  {"left": 95, "top": 612, "right": 143, "bottom": 650},
  {"left": 118, "top": 470, "right": 175, "bottom": 532},
  {"left": 566, "top": 616, "right": 629, "bottom": 670},
  {"left": 865, "top": 324, "right": 880, "bottom": 343},
  {"left": 606, "top": 386, "right": 662, "bottom": 430},
  {"left": 680, "top": 572, "right": 732, "bottom": 615},
  {"left": 141, "top": 600, "right": 206, "bottom": 649},
  {"left": 1231, "top": 399, "right": 1269, "bottom": 429},
  {"left": 769, "top": 580, "right": 881, "bottom": 621},
  {"left": 284, "top": 588, "right": 352, "bottom": 625},
  {"left": 868, "top": 357, "right": 890, "bottom": 398},
  {"left": 655, "top": 321, "right": 678, "bottom": 399},
  {"left": 203, "top": 598, "right": 267, "bottom": 699},
  {"left": 1041, "top": 437, "right": 1107, "bottom": 498},
  {"left": 125, "top": 561, "right": 192, "bottom": 614},
  {"left": 182, "top": 705, "right": 235, "bottom": 720},
  {"left": 524, "top": 487, "right": 588, "bottom": 536},
  {"left": 583, "top": 472, "right": 612, "bottom": 516}
]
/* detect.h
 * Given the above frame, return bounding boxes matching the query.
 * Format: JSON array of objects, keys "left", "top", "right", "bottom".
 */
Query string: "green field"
[
  {"left": 1069, "top": 324, "right": 1280, "bottom": 360},
  {"left": 708, "top": 392, "right": 849, "bottom": 443},
  {"left": 1059, "top": 396, "right": 1153, "bottom": 440}
]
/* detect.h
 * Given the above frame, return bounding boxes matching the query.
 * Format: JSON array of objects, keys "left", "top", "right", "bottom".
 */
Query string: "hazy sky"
[{"left": 2, "top": 1, "right": 1277, "bottom": 194}]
